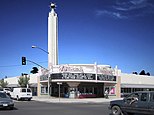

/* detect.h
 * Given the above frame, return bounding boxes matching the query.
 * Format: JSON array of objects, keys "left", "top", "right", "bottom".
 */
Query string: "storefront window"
[
  {"left": 149, "top": 88, "right": 154, "bottom": 91},
  {"left": 41, "top": 87, "right": 48, "bottom": 94},
  {"left": 104, "top": 86, "right": 115, "bottom": 95},
  {"left": 110, "top": 87, "right": 115, "bottom": 94},
  {"left": 41, "top": 87, "right": 45, "bottom": 94}
]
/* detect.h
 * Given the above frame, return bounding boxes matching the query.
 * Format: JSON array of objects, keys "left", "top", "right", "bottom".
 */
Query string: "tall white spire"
[{"left": 48, "top": 3, "right": 58, "bottom": 68}]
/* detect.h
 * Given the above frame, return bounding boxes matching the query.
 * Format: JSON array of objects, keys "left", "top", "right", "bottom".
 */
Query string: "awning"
[
  {"left": 30, "top": 83, "right": 38, "bottom": 88},
  {"left": 121, "top": 84, "right": 154, "bottom": 88},
  {"left": 7, "top": 84, "right": 38, "bottom": 88}
]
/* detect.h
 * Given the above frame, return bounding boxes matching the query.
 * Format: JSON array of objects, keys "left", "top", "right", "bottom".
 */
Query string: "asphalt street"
[{"left": 0, "top": 101, "right": 110, "bottom": 115}]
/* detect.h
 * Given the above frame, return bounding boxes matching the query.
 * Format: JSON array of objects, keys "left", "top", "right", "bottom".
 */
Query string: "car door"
[
  {"left": 123, "top": 93, "right": 140, "bottom": 113},
  {"left": 130, "top": 92, "right": 149, "bottom": 114}
]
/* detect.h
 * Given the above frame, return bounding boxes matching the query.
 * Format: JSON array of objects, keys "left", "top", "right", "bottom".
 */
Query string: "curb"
[{"left": 31, "top": 97, "right": 122, "bottom": 104}]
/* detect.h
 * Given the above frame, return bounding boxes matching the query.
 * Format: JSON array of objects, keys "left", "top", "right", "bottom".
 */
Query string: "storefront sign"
[
  {"left": 97, "top": 67, "right": 114, "bottom": 76},
  {"left": 59, "top": 65, "right": 83, "bottom": 73}
]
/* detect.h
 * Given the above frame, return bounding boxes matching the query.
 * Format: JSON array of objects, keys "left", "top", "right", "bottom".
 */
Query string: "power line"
[
  {"left": 0, "top": 61, "right": 48, "bottom": 68},
  {"left": 0, "top": 65, "right": 21, "bottom": 68}
]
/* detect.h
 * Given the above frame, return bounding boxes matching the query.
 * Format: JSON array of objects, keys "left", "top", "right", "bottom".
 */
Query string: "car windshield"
[{"left": 0, "top": 92, "right": 7, "bottom": 98}]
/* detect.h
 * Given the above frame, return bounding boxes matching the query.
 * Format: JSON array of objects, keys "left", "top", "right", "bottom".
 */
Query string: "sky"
[{"left": 0, "top": 0, "right": 154, "bottom": 78}]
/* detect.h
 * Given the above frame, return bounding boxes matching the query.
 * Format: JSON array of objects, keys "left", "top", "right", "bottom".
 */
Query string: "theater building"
[
  {"left": 38, "top": 64, "right": 121, "bottom": 98},
  {"left": 4, "top": 69, "right": 154, "bottom": 98}
]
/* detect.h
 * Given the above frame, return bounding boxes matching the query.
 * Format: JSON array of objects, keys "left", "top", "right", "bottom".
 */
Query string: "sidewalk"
[{"left": 32, "top": 96, "right": 123, "bottom": 103}]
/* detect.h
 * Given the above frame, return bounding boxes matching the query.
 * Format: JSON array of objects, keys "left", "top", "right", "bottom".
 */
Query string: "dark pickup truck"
[{"left": 109, "top": 91, "right": 154, "bottom": 115}]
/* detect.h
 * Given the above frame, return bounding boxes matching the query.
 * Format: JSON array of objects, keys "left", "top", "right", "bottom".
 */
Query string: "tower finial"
[{"left": 50, "top": 3, "right": 56, "bottom": 10}]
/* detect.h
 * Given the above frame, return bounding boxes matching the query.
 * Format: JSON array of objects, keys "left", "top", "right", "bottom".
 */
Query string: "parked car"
[
  {"left": 109, "top": 91, "right": 154, "bottom": 115},
  {"left": 10, "top": 88, "right": 32, "bottom": 101},
  {"left": 0, "top": 92, "right": 14, "bottom": 110},
  {"left": 0, "top": 88, "right": 11, "bottom": 96}
]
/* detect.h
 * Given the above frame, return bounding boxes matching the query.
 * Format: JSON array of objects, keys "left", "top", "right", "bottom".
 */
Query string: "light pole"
[
  {"left": 32, "top": 45, "right": 49, "bottom": 54},
  {"left": 32, "top": 45, "right": 51, "bottom": 97}
]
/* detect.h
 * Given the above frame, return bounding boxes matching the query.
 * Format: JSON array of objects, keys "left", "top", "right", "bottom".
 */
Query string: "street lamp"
[
  {"left": 32, "top": 45, "right": 49, "bottom": 54},
  {"left": 32, "top": 45, "right": 50, "bottom": 97}
]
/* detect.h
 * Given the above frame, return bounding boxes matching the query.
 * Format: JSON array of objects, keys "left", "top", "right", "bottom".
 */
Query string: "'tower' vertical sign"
[{"left": 48, "top": 3, "right": 58, "bottom": 67}]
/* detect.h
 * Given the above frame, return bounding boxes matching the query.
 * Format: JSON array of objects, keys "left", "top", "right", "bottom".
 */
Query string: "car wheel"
[{"left": 111, "top": 105, "right": 123, "bottom": 115}]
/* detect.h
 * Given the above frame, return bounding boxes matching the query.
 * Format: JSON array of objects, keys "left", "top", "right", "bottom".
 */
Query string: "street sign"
[
  {"left": 57, "top": 82, "right": 62, "bottom": 102},
  {"left": 57, "top": 82, "right": 62, "bottom": 85}
]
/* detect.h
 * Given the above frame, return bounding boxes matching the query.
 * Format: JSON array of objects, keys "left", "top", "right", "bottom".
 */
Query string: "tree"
[
  {"left": 146, "top": 72, "right": 150, "bottom": 76},
  {"left": 18, "top": 75, "right": 30, "bottom": 87},
  {"left": 30, "top": 67, "right": 38, "bottom": 74},
  {"left": 0, "top": 79, "right": 8, "bottom": 88},
  {"left": 139, "top": 70, "right": 151, "bottom": 76},
  {"left": 139, "top": 70, "right": 146, "bottom": 75},
  {"left": 132, "top": 72, "right": 138, "bottom": 75}
]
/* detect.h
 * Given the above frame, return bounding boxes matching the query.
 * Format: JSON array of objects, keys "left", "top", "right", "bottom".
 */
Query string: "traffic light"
[{"left": 22, "top": 57, "right": 26, "bottom": 65}]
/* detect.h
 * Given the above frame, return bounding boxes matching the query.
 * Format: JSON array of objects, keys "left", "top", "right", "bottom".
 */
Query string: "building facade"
[
  {"left": 38, "top": 64, "right": 121, "bottom": 98},
  {"left": 120, "top": 73, "right": 154, "bottom": 97},
  {"left": 4, "top": 70, "right": 154, "bottom": 98},
  {"left": 4, "top": 74, "right": 38, "bottom": 96}
]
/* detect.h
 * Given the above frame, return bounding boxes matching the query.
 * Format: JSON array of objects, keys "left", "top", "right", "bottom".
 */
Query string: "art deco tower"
[{"left": 48, "top": 3, "right": 58, "bottom": 68}]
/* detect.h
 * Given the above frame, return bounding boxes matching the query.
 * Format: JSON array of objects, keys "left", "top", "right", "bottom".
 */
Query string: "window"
[
  {"left": 140, "top": 93, "right": 148, "bottom": 102},
  {"left": 151, "top": 93, "right": 154, "bottom": 102},
  {"left": 21, "top": 89, "right": 26, "bottom": 92},
  {"left": 121, "top": 88, "right": 132, "bottom": 93},
  {"left": 0, "top": 92, "right": 7, "bottom": 98},
  {"left": 149, "top": 89, "right": 154, "bottom": 91},
  {"left": 104, "top": 86, "right": 115, "bottom": 95},
  {"left": 41, "top": 87, "right": 45, "bottom": 94},
  {"left": 41, "top": 86, "right": 48, "bottom": 94},
  {"left": 127, "top": 93, "right": 139, "bottom": 99},
  {"left": 27, "top": 89, "right": 31, "bottom": 92}
]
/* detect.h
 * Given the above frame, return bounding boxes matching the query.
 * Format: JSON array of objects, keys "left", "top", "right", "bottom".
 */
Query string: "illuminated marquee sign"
[{"left": 51, "top": 73, "right": 116, "bottom": 81}]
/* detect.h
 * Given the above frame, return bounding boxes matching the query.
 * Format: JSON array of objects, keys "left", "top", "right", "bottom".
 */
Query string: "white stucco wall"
[
  {"left": 121, "top": 73, "right": 154, "bottom": 85},
  {"left": 4, "top": 76, "right": 18, "bottom": 84},
  {"left": 4, "top": 74, "right": 38, "bottom": 86},
  {"left": 29, "top": 74, "right": 38, "bottom": 84}
]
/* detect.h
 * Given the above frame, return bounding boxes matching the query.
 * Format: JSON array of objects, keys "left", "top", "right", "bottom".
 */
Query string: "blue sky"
[{"left": 0, "top": 0, "right": 154, "bottom": 78}]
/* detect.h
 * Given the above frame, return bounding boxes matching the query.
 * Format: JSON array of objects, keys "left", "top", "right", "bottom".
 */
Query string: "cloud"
[
  {"left": 96, "top": 0, "right": 154, "bottom": 19},
  {"left": 130, "top": 0, "right": 147, "bottom": 5},
  {"left": 96, "top": 10, "right": 127, "bottom": 19}
]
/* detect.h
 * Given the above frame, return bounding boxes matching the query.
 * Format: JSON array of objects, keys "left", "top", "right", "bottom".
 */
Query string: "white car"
[
  {"left": 0, "top": 88, "right": 11, "bottom": 96},
  {"left": 10, "top": 88, "right": 32, "bottom": 101}
]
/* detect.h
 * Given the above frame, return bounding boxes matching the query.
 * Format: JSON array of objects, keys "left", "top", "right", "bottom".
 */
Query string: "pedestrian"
[{"left": 105, "top": 90, "right": 109, "bottom": 99}]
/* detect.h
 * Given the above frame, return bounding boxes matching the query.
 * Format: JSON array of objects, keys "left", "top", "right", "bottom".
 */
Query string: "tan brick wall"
[
  {"left": 37, "top": 76, "right": 41, "bottom": 97},
  {"left": 115, "top": 76, "right": 121, "bottom": 98}
]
